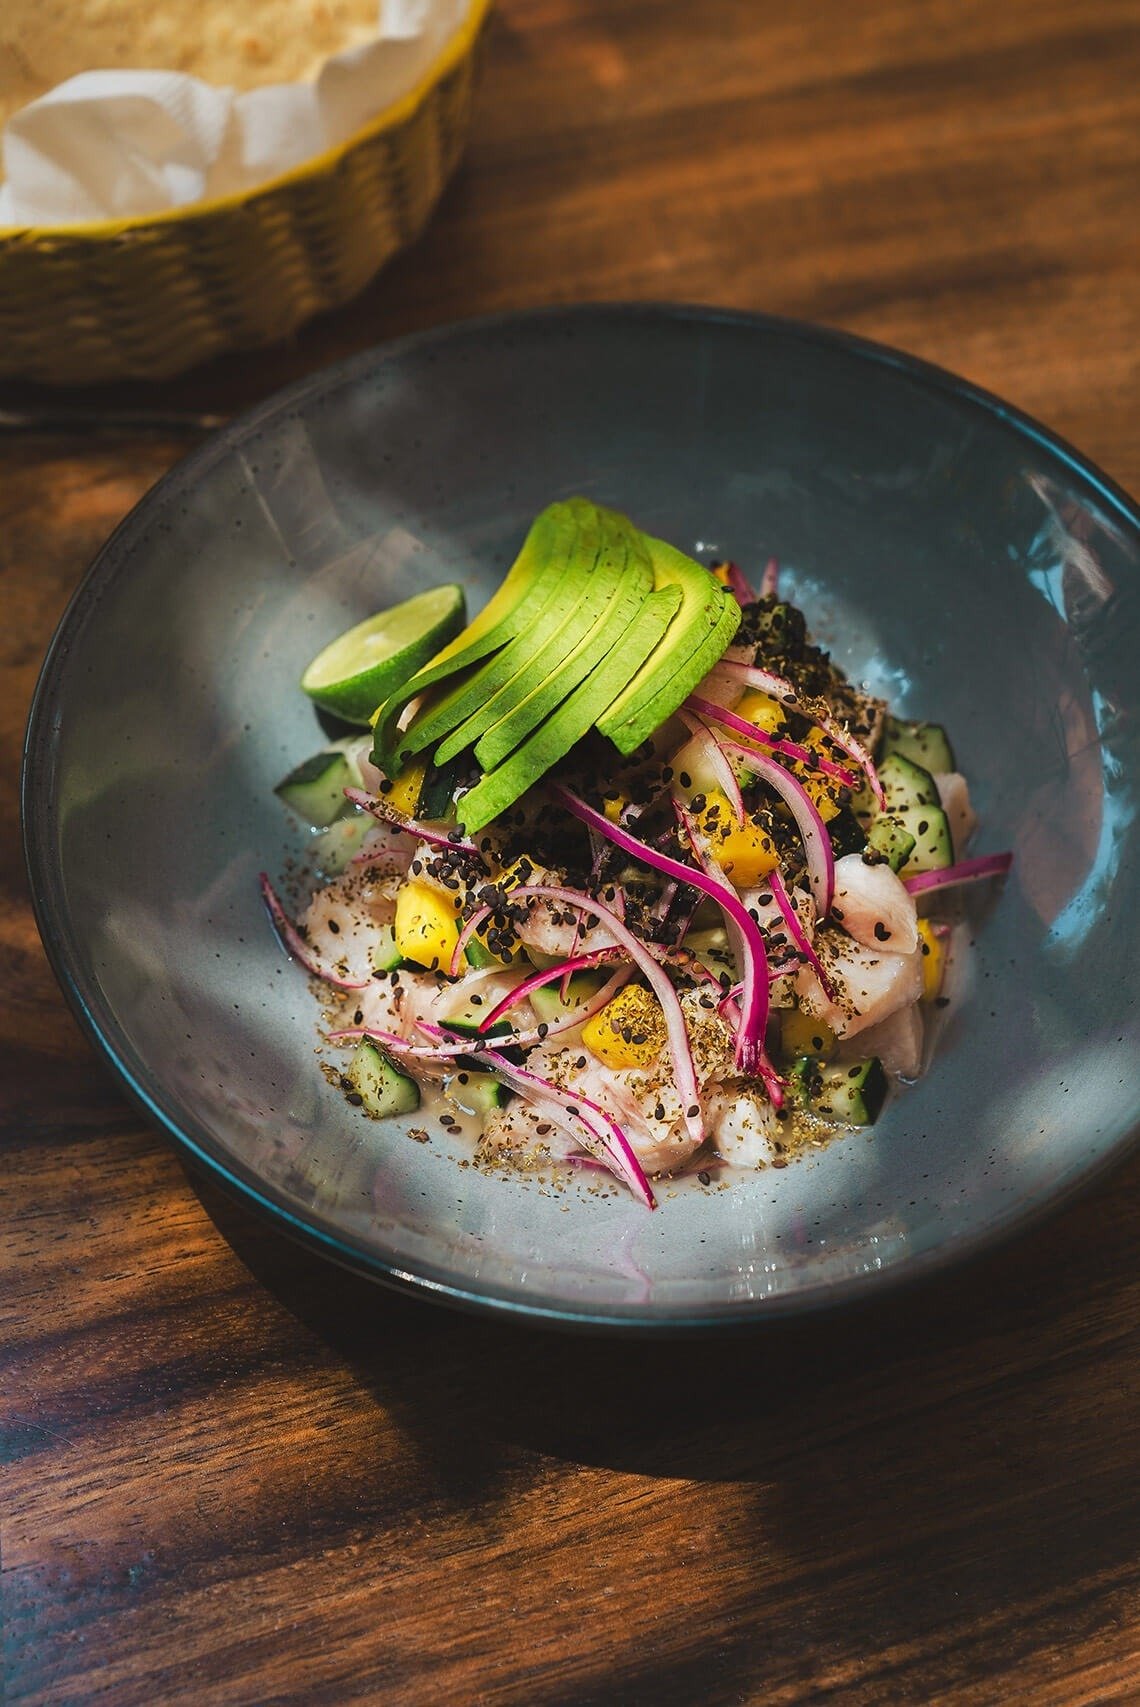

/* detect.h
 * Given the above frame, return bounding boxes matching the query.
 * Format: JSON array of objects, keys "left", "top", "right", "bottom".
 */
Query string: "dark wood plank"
[{"left": 3, "top": 2, "right": 1139, "bottom": 1701}]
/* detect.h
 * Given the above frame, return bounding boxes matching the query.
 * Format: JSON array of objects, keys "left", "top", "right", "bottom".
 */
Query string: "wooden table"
[{"left": 5, "top": 3, "right": 1140, "bottom": 1700}]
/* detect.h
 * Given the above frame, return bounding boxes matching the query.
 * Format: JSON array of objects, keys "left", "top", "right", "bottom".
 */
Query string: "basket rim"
[{"left": 0, "top": 0, "right": 491, "bottom": 243}]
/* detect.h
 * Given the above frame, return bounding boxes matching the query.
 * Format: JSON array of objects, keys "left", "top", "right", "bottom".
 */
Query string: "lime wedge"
[{"left": 301, "top": 584, "right": 467, "bottom": 724}]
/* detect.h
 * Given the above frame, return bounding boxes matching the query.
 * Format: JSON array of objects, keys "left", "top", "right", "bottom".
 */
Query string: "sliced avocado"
[
  {"left": 371, "top": 500, "right": 579, "bottom": 768},
  {"left": 431, "top": 503, "right": 627, "bottom": 764},
  {"left": 457, "top": 585, "right": 683, "bottom": 832},
  {"left": 401, "top": 505, "right": 602, "bottom": 763},
  {"left": 473, "top": 522, "right": 655, "bottom": 770},
  {"left": 878, "top": 752, "right": 940, "bottom": 811},
  {"left": 881, "top": 715, "right": 956, "bottom": 774},
  {"left": 596, "top": 530, "right": 741, "bottom": 755}
]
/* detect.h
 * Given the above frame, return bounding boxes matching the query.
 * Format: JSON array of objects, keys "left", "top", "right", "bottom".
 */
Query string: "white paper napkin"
[{"left": 0, "top": 0, "right": 469, "bottom": 226}]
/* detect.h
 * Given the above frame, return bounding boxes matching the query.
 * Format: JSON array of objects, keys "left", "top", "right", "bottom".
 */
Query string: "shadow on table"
[{"left": 196, "top": 1144, "right": 1140, "bottom": 1697}]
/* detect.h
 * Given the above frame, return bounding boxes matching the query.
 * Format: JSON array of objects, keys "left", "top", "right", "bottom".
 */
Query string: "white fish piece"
[
  {"left": 935, "top": 771, "right": 977, "bottom": 858},
  {"left": 525, "top": 1042, "right": 701, "bottom": 1175},
  {"left": 706, "top": 1086, "right": 780, "bottom": 1168},
  {"left": 830, "top": 853, "right": 918, "bottom": 954},
  {"left": 301, "top": 871, "right": 398, "bottom": 984},
  {"left": 478, "top": 1100, "right": 580, "bottom": 1168},
  {"left": 797, "top": 934, "right": 924, "bottom": 1038}
]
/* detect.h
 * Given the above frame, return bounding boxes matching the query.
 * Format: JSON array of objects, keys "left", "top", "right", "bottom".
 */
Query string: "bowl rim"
[
  {"left": 21, "top": 301, "right": 1140, "bottom": 1332},
  {"left": 0, "top": 0, "right": 492, "bottom": 243}
]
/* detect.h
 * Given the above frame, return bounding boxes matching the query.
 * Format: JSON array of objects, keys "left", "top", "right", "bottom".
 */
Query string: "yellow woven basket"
[{"left": 0, "top": 0, "right": 491, "bottom": 384}]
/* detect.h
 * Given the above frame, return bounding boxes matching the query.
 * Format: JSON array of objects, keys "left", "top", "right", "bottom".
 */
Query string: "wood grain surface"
[{"left": 3, "top": 2, "right": 1140, "bottom": 1701}]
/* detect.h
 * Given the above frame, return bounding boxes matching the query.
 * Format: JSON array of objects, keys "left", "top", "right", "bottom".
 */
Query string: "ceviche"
[{"left": 262, "top": 498, "right": 1011, "bottom": 1208}]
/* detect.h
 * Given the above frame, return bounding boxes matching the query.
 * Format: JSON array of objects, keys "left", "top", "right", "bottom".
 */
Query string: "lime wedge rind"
[{"left": 300, "top": 583, "right": 466, "bottom": 724}]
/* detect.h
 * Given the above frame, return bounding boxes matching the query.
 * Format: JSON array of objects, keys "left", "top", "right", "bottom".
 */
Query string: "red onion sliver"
[
  {"left": 450, "top": 905, "right": 493, "bottom": 977},
  {"left": 344, "top": 787, "right": 485, "bottom": 857},
  {"left": 478, "top": 951, "right": 629, "bottom": 1033},
  {"left": 904, "top": 852, "right": 1013, "bottom": 895},
  {"left": 759, "top": 556, "right": 780, "bottom": 599},
  {"left": 709, "top": 659, "right": 886, "bottom": 809},
  {"left": 687, "top": 695, "right": 858, "bottom": 789},
  {"left": 259, "top": 872, "right": 370, "bottom": 991},
  {"left": 552, "top": 787, "right": 770, "bottom": 1080},
  {"left": 715, "top": 737, "right": 835, "bottom": 918},
  {"left": 674, "top": 806, "right": 780, "bottom": 1103},
  {"left": 769, "top": 866, "right": 837, "bottom": 1003},
  {"left": 509, "top": 881, "right": 705, "bottom": 1142},
  {"left": 720, "top": 560, "right": 756, "bottom": 608},
  {"left": 676, "top": 711, "right": 745, "bottom": 826},
  {"left": 326, "top": 1026, "right": 468, "bottom": 1059}
]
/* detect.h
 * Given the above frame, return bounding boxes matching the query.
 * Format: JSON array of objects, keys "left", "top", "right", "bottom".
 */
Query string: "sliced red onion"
[
  {"left": 449, "top": 905, "right": 494, "bottom": 977},
  {"left": 326, "top": 1025, "right": 468, "bottom": 1059},
  {"left": 676, "top": 711, "right": 745, "bottom": 826},
  {"left": 259, "top": 872, "right": 370, "bottom": 991},
  {"left": 759, "top": 556, "right": 780, "bottom": 599},
  {"left": 687, "top": 695, "right": 858, "bottom": 789},
  {"left": 904, "top": 851, "right": 1013, "bottom": 895},
  {"left": 674, "top": 807, "right": 782, "bottom": 1105},
  {"left": 715, "top": 736, "right": 835, "bottom": 918},
  {"left": 769, "top": 866, "right": 837, "bottom": 1003},
  {"left": 720, "top": 560, "right": 756, "bottom": 608},
  {"left": 344, "top": 787, "right": 485, "bottom": 857},
  {"left": 478, "top": 951, "right": 630, "bottom": 1033},
  {"left": 565, "top": 1153, "right": 612, "bottom": 1174},
  {"left": 707, "top": 659, "right": 886, "bottom": 808},
  {"left": 551, "top": 787, "right": 771, "bottom": 1080},
  {"left": 479, "top": 1048, "right": 656, "bottom": 1210},
  {"left": 509, "top": 879, "right": 705, "bottom": 1143}
]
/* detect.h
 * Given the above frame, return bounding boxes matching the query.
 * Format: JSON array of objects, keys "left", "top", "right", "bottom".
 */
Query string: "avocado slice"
[
  {"left": 456, "top": 584, "right": 683, "bottom": 832},
  {"left": 596, "top": 530, "right": 741, "bottom": 756},
  {"left": 397, "top": 501, "right": 607, "bottom": 764},
  {"left": 371, "top": 499, "right": 580, "bottom": 769},
  {"left": 471, "top": 518, "right": 655, "bottom": 770},
  {"left": 430, "top": 503, "right": 631, "bottom": 764}
]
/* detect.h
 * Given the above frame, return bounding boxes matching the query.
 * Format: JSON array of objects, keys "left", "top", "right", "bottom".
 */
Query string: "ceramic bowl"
[{"left": 23, "top": 305, "right": 1140, "bottom": 1328}]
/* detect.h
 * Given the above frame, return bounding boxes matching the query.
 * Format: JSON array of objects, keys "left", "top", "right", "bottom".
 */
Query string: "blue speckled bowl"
[{"left": 22, "top": 306, "right": 1140, "bottom": 1329}]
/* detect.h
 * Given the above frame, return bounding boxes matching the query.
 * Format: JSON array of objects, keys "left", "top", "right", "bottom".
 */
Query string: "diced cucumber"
[
  {"left": 347, "top": 1040, "right": 420, "bottom": 1117},
  {"left": 865, "top": 814, "right": 917, "bottom": 873},
  {"left": 275, "top": 750, "right": 354, "bottom": 829},
  {"left": 788, "top": 1056, "right": 888, "bottom": 1124},
  {"left": 369, "top": 922, "right": 403, "bottom": 972},
  {"left": 529, "top": 971, "right": 607, "bottom": 1026},
  {"left": 447, "top": 1070, "right": 507, "bottom": 1117},
  {"left": 878, "top": 752, "right": 939, "bottom": 810},
  {"left": 881, "top": 715, "right": 956, "bottom": 775},
  {"left": 879, "top": 804, "right": 954, "bottom": 875},
  {"left": 812, "top": 1058, "right": 888, "bottom": 1124}
]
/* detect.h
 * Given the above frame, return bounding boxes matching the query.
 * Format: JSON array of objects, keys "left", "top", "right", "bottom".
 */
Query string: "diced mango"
[
  {"left": 385, "top": 762, "right": 426, "bottom": 817},
  {"left": 917, "top": 918, "right": 946, "bottom": 1001},
  {"left": 602, "top": 792, "right": 627, "bottom": 824},
  {"left": 696, "top": 789, "right": 779, "bottom": 886},
  {"left": 733, "top": 688, "right": 787, "bottom": 735},
  {"left": 581, "top": 985, "right": 667, "bottom": 1069},
  {"left": 394, "top": 879, "right": 463, "bottom": 971},
  {"left": 780, "top": 1008, "right": 837, "bottom": 1061}
]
